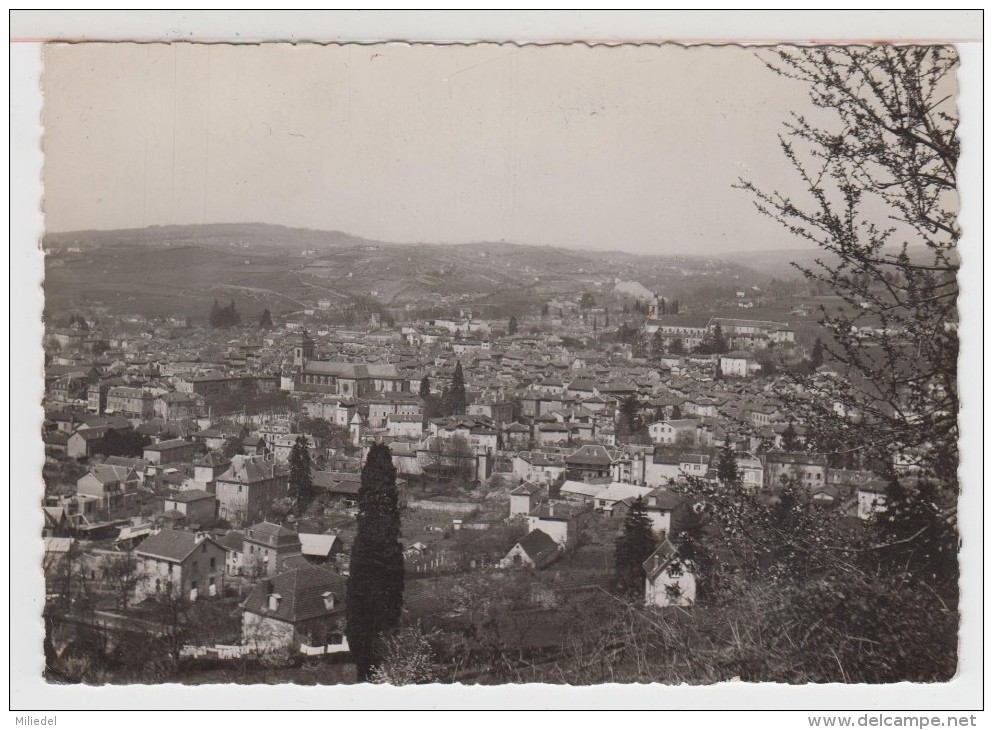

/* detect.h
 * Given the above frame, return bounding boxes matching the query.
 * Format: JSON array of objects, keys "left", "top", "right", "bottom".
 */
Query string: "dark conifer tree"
[
  {"left": 258, "top": 308, "right": 273, "bottom": 330},
  {"left": 346, "top": 443, "right": 404, "bottom": 681},
  {"left": 614, "top": 497, "right": 657, "bottom": 599},
  {"left": 507, "top": 315, "right": 518, "bottom": 335},
  {"left": 288, "top": 434, "right": 313, "bottom": 509},
  {"left": 446, "top": 361, "right": 467, "bottom": 416},
  {"left": 810, "top": 337, "right": 825, "bottom": 369},
  {"left": 712, "top": 323, "right": 728, "bottom": 354},
  {"left": 209, "top": 299, "right": 222, "bottom": 328},
  {"left": 781, "top": 422, "right": 800, "bottom": 452},
  {"left": 651, "top": 329, "right": 665, "bottom": 359},
  {"left": 418, "top": 375, "right": 431, "bottom": 399},
  {"left": 716, "top": 439, "right": 741, "bottom": 486}
]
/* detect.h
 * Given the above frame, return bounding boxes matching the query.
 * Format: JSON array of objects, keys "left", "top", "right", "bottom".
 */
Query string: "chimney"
[
  {"left": 322, "top": 591, "right": 336, "bottom": 610},
  {"left": 548, "top": 503, "right": 554, "bottom": 517},
  {"left": 653, "top": 554, "right": 660, "bottom": 572},
  {"left": 268, "top": 592, "right": 281, "bottom": 611}
]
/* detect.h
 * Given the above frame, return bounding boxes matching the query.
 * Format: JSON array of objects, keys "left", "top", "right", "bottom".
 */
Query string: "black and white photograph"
[{"left": 11, "top": 9, "right": 983, "bottom": 718}]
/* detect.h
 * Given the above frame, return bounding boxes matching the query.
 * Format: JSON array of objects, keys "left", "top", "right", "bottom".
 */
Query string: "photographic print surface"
[{"left": 40, "top": 41, "right": 960, "bottom": 686}]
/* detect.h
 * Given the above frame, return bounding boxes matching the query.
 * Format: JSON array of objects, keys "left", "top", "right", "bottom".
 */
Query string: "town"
[
  {"left": 40, "top": 265, "right": 926, "bottom": 684},
  {"left": 33, "top": 39, "right": 962, "bottom": 691}
]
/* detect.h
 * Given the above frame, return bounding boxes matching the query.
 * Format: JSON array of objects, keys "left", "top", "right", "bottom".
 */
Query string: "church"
[{"left": 289, "top": 330, "right": 408, "bottom": 397}]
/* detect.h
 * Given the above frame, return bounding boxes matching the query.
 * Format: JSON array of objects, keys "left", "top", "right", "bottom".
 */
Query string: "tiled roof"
[
  {"left": 166, "top": 489, "right": 214, "bottom": 503},
  {"left": 565, "top": 444, "right": 613, "bottom": 466},
  {"left": 515, "top": 529, "right": 559, "bottom": 563},
  {"left": 136, "top": 529, "right": 214, "bottom": 562},
  {"left": 240, "top": 566, "right": 347, "bottom": 623},
  {"left": 144, "top": 438, "right": 192, "bottom": 452}
]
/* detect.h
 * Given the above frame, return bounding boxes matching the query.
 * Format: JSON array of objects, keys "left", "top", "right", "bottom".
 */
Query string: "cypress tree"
[
  {"left": 209, "top": 299, "right": 222, "bottom": 328},
  {"left": 716, "top": 439, "right": 741, "bottom": 486},
  {"left": 781, "top": 422, "right": 800, "bottom": 452},
  {"left": 615, "top": 497, "right": 657, "bottom": 599},
  {"left": 346, "top": 443, "right": 405, "bottom": 681},
  {"left": 418, "top": 375, "right": 431, "bottom": 399},
  {"left": 288, "top": 434, "right": 313, "bottom": 509},
  {"left": 508, "top": 315, "right": 518, "bottom": 335},
  {"left": 446, "top": 361, "right": 466, "bottom": 416},
  {"left": 810, "top": 337, "right": 825, "bottom": 369},
  {"left": 258, "top": 308, "right": 273, "bottom": 329}
]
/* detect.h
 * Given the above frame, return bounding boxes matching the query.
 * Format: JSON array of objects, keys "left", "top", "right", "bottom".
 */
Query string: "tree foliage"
[
  {"left": 738, "top": 45, "right": 959, "bottom": 490},
  {"left": 614, "top": 497, "right": 656, "bottom": 599},
  {"left": 288, "top": 434, "right": 314, "bottom": 509},
  {"left": 444, "top": 361, "right": 467, "bottom": 416},
  {"left": 95, "top": 429, "right": 150, "bottom": 458},
  {"left": 258, "top": 308, "right": 273, "bottom": 329},
  {"left": 346, "top": 443, "right": 405, "bottom": 681},
  {"left": 209, "top": 299, "right": 242, "bottom": 328}
]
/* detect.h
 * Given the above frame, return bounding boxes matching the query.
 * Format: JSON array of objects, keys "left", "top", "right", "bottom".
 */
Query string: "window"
[{"left": 210, "top": 557, "right": 216, "bottom": 569}]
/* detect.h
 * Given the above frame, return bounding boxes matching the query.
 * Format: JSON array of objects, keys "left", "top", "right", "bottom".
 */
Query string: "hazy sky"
[{"left": 43, "top": 42, "right": 818, "bottom": 255}]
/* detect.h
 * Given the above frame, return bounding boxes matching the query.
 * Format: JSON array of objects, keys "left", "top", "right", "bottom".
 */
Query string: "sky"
[{"left": 42, "top": 42, "right": 819, "bottom": 255}]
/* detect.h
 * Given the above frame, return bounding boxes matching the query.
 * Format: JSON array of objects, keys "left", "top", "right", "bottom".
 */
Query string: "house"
[
  {"left": 509, "top": 481, "right": 542, "bottom": 517},
  {"left": 311, "top": 471, "right": 363, "bottom": 504},
  {"left": 214, "top": 455, "right": 289, "bottom": 525},
  {"left": 143, "top": 438, "right": 196, "bottom": 465},
  {"left": 643, "top": 539, "right": 696, "bottom": 608},
  {"left": 242, "top": 521, "right": 304, "bottom": 578},
  {"left": 161, "top": 490, "right": 217, "bottom": 526},
  {"left": 191, "top": 451, "right": 231, "bottom": 492},
  {"left": 499, "top": 529, "right": 560, "bottom": 569},
  {"left": 592, "top": 482, "right": 655, "bottom": 514},
  {"left": 526, "top": 502, "right": 586, "bottom": 549},
  {"left": 559, "top": 479, "right": 608, "bottom": 502},
  {"left": 511, "top": 452, "right": 566, "bottom": 486},
  {"left": 647, "top": 418, "right": 699, "bottom": 446},
  {"left": 134, "top": 528, "right": 226, "bottom": 602},
  {"left": 386, "top": 413, "right": 425, "bottom": 439},
  {"left": 857, "top": 480, "right": 889, "bottom": 520},
  {"left": 154, "top": 392, "right": 205, "bottom": 420},
  {"left": 718, "top": 352, "right": 760, "bottom": 378},
  {"left": 564, "top": 444, "right": 614, "bottom": 481},
  {"left": 215, "top": 530, "right": 245, "bottom": 576},
  {"left": 75, "top": 464, "right": 142, "bottom": 515},
  {"left": 298, "top": 533, "right": 343, "bottom": 565},
  {"left": 66, "top": 426, "right": 110, "bottom": 459},
  {"left": 614, "top": 490, "right": 689, "bottom": 537},
  {"left": 240, "top": 566, "right": 349, "bottom": 653},
  {"left": 679, "top": 453, "right": 711, "bottom": 479},
  {"left": 534, "top": 422, "right": 571, "bottom": 445},
  {"left": 403, "top": 542, "right": 430, "bottom": 560},
  {"left": 105, "top": 386, "right": 156, "bottom": 419},
  {"left": 765, "top": 452, "right": 829, "bottom": 489}
]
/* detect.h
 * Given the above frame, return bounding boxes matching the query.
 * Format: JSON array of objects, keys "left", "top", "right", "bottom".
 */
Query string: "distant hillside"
[
  {"left": 719, "top": 243, "right": 950, "bottom": 283},
  {"left": 42, "top": 223, "right": 769, "bottom": 320},
  {"left": 43, "top": 223, "right": 382, "bottom": 254}
]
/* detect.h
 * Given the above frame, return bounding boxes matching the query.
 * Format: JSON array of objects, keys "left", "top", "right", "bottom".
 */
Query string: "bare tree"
[
  {"left": 102, "top": 550, "right": 143, "bottom": 613},
  {"left": 738, "top": 45, "right": 959, "bottom": 489}
]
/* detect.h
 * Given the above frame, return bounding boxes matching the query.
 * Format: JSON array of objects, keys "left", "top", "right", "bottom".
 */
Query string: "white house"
[
  {"left": 643, "top": 540, "right": 696, "bottom": 608},
  {"left": 509, "top": 482, "right": 541, "bottom": 517},
  {"left": 857, "top": 481, "right": 889, "bottom": 520},
  {"left": 526, "top": 503, "right": 586, "bottom": 549}
]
